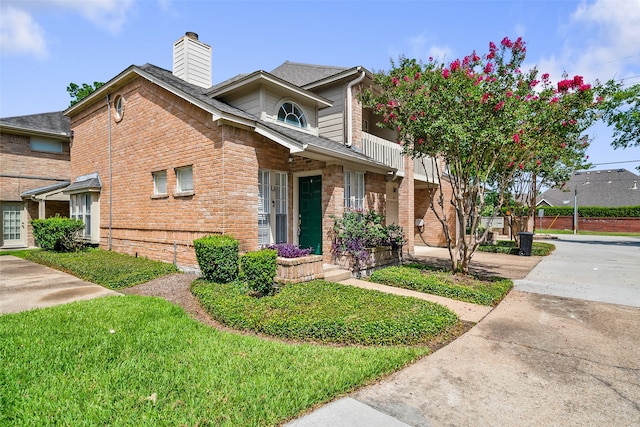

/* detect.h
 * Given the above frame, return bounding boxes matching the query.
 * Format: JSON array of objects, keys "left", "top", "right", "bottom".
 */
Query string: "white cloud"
[
  {"left": 0, "top": 6, "right": 48, "bottom": 58},
  {"left": 53, "top": 0, "right": 137, "bottom": 34},
  {"left": 565, "top": 0, "right": 640, "bottom": 83}
]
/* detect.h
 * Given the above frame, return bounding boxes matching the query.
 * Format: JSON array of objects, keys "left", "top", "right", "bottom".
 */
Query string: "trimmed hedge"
[
  {"left": 240, "top": 249, "right": 278, "bottom": 295},
  {"left": 369, "top": 264, "right": 513, "bottom": 306},
  {"left": 194, "top": 235, "right": 239, "bottom": 283},
  {"left": 537, "top": 205, "right": 640, "bottom": 218},
  {"left": 31, "top": 216, "right": 85, "bottom": 252}
]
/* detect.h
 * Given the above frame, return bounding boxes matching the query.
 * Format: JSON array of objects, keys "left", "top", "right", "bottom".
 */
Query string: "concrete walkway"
[
  {"left": 0, "top": 256, "right": 120, "bottom": 314},
  {"left": 287, "top": 235, "right": 640, "bottom": 427},
  {"left": 339, "top": 278, "right": 492, "bottom": 323}
]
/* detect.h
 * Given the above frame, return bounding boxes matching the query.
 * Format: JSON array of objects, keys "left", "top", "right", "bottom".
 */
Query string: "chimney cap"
[{"left": 185, "top": 32, "right": 199, "bottom": 40}]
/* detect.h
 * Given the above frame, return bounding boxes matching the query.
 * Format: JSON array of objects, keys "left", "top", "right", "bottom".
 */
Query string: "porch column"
[{"left": 398, "top": 155, "right": 415, "bottom": 254}]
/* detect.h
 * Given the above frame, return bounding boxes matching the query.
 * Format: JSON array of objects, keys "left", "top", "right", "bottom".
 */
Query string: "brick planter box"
[
  {"left": 335, "top": 246, "right": 402, "bottom": 277},
  {"left": 276, "top": 255, "right": 324, "bottom": 284}
]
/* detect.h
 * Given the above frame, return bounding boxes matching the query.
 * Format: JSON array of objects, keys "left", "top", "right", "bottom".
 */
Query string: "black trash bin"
[{"left": 518, "top": 232, "right": 534, "bottom": 256}]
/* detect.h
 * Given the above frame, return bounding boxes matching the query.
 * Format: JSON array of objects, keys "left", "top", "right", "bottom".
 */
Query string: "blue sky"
[{"left": 1, "top": 0, "right": 639, "bottom": 170}]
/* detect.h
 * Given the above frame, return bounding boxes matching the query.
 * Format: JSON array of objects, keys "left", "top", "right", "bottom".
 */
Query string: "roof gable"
[{"left": 270, "top": 61, "right": 351, "bottom": 87}]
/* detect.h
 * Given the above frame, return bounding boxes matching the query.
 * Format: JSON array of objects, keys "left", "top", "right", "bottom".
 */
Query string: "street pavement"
[{"left": 286, "top": 235, "right": 640, "bottom": 426}]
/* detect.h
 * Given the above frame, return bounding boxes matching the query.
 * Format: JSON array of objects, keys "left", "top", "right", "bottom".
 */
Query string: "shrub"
[
  {"left": 369, "top": 264, "right": 513, "bottom": 306},
  {"left": 31, "top": 216, "right": 85, "bottom": 252},
  {"left": 240, "top": 249, "right": 278, "bottom": 295},
  {"left": 193, "top": 235, "right": 239, "bottom": 283},
  {"left": 267, "top": 243, "right": 313, "bottom": 258},
  {"left": 332, "top": 210, "right": 406, "bottom": 271}
]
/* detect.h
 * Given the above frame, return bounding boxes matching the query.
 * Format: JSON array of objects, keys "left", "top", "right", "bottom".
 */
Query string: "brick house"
[
  {"left": 64, "top": 32, "right": 451, "bottom": 268},
  {"left": 0, "top": 112, "right": 71, "bottom": 248}
]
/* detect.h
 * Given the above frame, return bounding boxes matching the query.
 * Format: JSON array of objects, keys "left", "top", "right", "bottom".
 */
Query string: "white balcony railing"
[
  {"left": 362, "top": 132, "right": 404, "bottom": 173},
  {"left": 361, "top": 132, "right": 437, "bottom": 184}
]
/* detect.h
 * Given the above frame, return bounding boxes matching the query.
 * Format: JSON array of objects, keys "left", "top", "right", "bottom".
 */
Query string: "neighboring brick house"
[
  {"left": 64, "top": 32, "right": 450, "bottom": 267},
  {"left": 0, "top": 112, "right": 71, "bottom": 248}
]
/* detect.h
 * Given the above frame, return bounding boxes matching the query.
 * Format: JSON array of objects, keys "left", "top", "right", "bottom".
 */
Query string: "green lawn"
[
  {"left": 0, "top": 296, "right": 428, "bottom": 426},
  {"left": 192, "top": 279, "right": 459, "bottom": 346},
  {"left": 1, "top": 248, "right": 178, "bottom": 289},
  {"left": 369, "top": 263, "right": 513, "bottom": 306}
]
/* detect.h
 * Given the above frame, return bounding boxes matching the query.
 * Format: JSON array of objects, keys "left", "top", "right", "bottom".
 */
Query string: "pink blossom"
[
  {"left": 489, "top": 41, "right": 497, "bottom": 51},
  {"left": 519, "top": 163, "right": 524, "bottom": 170},
  {"left": 450, "top": 59, "right": 461, "bottom": 72},
  {"left": 530, "top": 79, "right": 539, "bottom": 88},
  {"left": 513, "top": 134, "right": 520, "bottom": 143},
  {"left": 495, "top": 101, "right": 505, "bottom": 111},
  {"left": 536, "top": 159, "right": 541, "bottom": 166},
  {"left": 542, "top": 73, "right": 550, "bottom": 81},
  {"left": 391, "top": 77, "right": 400, "bottom": 86},
  {"left": 487, "top": 51, "right": 495, "bottom": 60},
  {"left": 573, "top": 75, "right": 584, "bottom": 86},
  {"left": 550, "top": 97, "right": 559, "bottom": 104},
  {"left": 403, "top": 75, "right": 410, "bottom": 82},
  {"left": 484, "top": 62, "right": 494, "bottom": 74},
  {"left": 560, "top": 143, "right": 566, "bottom": 148},
  {"left": 579, "top": 84, "right": 591, "bottom": 91},
  {"left": 481, "top": 92, "right": 490, "bottom": 103},
  {"left": 507, "top": 161, "right": 514, "bottom": 168},
  {"left": 506, "top": 91, "right": 513, "bottom": 98},
  {"left": 472, "top": 51, "right": 480, "bottom": 62},
  {"left": 417, "top": 138, "right": 424, "bottom": 145},
  {"left": 442, "top": 69, "right": 450, "bottom": 79},
  {"left": 501, "top": 37, "right": 513, "bottom": 48},
  {"left": 414, "top": 72, "right": 421, "bottom": 80},
  {"left": 410, "top": 115, "right": 417, "bottom": 121}
]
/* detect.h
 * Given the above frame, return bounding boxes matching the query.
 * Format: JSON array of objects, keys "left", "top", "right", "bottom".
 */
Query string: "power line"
[{"left": 590, "top": 160, "right": 640, "bottom": 166}]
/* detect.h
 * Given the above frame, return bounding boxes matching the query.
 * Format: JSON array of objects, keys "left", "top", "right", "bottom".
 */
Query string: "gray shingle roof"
[
  {"left": 270, "top": 61, "right": 350, "bottom": 87},
  {"left": 538, "top": 169, "right": 640, "bottom": 207},
  {"left": 0, "top": 111, "right": 70, "bottom": 135},
  {"left": 139, "top": 64, "right": 387, "bottom": 169},
  {"left": 137, "top": 64, "right": 257, "bottom": 121},
  {"left": 21, "top": 181, "right": 70, "bottom": 198}
]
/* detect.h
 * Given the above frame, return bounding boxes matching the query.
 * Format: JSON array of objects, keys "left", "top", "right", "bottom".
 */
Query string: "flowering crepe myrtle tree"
[{"left": 362, "top": 37, "right": 605, "bottom": 274}]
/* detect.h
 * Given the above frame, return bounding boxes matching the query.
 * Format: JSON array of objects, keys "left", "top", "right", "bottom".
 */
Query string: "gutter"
[{"left": 346, "top": 68, "right": 365, "bottom": 147}]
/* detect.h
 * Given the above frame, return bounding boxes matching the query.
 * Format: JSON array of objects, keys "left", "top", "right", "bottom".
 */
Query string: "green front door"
[{"left": 299, "top": 175, "right": 322, "bottom": 254}]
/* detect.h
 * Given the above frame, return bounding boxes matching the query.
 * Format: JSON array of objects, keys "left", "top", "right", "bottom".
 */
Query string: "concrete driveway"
[
  {"left": 0, "top": 255, "right": 120, "bottom": 314},
  {"left": 288, "top": 235, "right": 640, "bottom": 426}
]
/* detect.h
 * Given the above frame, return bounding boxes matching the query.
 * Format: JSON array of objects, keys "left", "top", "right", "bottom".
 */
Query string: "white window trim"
[
  {"left": 152, "top": 170, "right": 168, "bottom": 197},
  {"left": 344, "top": 169, "right": 365, "bottom": 211},
  {"left": 258, "top": 169, "right": 288, "bottom": 247},
  {"left": 69, "top": 192, "right": 99, "bottom": 243},
  {"left": 175, "top": 166, "right": 194, "bottom": 196}
]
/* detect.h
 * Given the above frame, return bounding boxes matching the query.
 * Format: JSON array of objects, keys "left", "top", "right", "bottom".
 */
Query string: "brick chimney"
[{"left": 172, "top": 32, "right": 212, "bottom": 88}]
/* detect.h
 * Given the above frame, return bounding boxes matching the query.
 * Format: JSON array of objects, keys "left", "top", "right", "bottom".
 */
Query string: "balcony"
[{"left": 361, "top": 132, "right": 437, "bottom": 184}]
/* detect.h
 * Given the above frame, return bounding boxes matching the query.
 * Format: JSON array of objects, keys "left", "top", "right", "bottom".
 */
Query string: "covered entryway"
[{"left": 298, "top": 175, "right": 322, "bottom": 254}]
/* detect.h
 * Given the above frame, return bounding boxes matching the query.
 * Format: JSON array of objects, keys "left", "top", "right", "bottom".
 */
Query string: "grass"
[
  {"left": 1, "top": 248, "right": 179, "bottom": 289},
  {"left": 192, "top": 279, "right": 459, "bottom": 346},
  {"left": 369, "top": 263, "right": 513, "bottom": 306},
  {"left": 477, "top": 240, "right": 556, "bottom": 256},
  {"left": 0, "top": 296, "right": 429, "bottom": 426}
]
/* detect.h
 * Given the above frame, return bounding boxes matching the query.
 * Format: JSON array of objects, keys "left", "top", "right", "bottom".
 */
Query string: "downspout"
[
  {"left": 346, "top": 68, "right": 365, "bottom": 147},
  {"left": 107, "top": 95, "right": 113, "bottom": 250}
]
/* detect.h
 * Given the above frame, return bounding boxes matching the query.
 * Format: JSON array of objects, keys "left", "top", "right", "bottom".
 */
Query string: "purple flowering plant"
[{"left": 267, "top": 243, "right": 313, "bottom": 258}]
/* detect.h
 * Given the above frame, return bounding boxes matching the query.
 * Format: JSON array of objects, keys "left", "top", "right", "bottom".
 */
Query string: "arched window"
[{"left": 277, "top": 102, "right": 307, "bottom": 128}]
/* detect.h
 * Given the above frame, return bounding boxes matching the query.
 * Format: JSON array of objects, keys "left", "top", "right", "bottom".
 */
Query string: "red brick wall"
[
  {"left": 539, "top": 216, "right": 640, "bottom": 233},
  {"left": 68, "top": 77, "right": 392, "bottom": 267},
  {"left": 0, "top": 132, "right": 70, "bottom": 200},
  {"left": 414, "top": 177, "right": 456, "bottom": 248}
]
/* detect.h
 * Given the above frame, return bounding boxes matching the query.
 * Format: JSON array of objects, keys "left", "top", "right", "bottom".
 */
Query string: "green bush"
[
  {"left": 31, "top": 216, "right": 85, "bottom": 252},
  {"left": 240, "top": 249, "right": 277, "bottom": 295},
  {"left": 369, "top": 264, "right": 513, "bottom": 306},
  {"left": 194, "top": 235, "right": 239, "bottom": 283},
  {"left": 192, "top": 279, "right": 459, "bottom": 346},
  {"left": 535, "top": 205, "right": 640, "bottom": 218}
]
